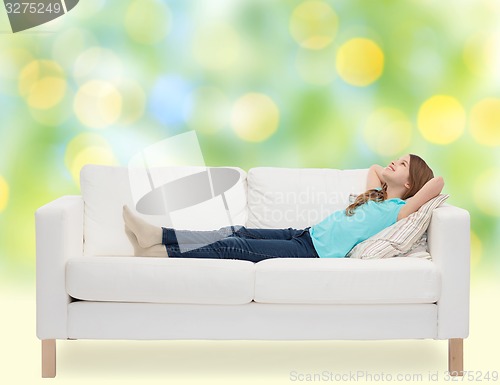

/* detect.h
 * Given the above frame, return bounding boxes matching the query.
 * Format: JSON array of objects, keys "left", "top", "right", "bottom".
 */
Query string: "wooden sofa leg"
[
  {"left": 42, "top": 340, "right": 56, "bottom": 378},
  {"left": 448, "top": 338, "right": 463, "bottom": 376}
]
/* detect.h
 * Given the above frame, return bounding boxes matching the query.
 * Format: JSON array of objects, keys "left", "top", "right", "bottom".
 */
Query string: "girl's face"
[{"left": 382, "top": 154, "right": 411, "bottom": 188}]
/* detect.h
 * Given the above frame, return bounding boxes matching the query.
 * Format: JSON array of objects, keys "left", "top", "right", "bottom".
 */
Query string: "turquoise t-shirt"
[{"left": 309, "top": 192, "right": 406, "bottom": 258}]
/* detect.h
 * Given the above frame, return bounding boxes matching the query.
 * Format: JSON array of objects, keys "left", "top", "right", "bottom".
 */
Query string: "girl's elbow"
[{"left": 435, "top": 176, "right": 444, "bottom": 192}]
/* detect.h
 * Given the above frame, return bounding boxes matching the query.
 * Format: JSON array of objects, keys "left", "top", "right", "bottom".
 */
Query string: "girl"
[{"left": 123, "top": 154, "right": 443, "bottom": 262}]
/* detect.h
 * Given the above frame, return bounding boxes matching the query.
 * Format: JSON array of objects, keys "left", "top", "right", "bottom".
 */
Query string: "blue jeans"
[{"left": 161, "top": 225, "right": 320, "bottom": 263}]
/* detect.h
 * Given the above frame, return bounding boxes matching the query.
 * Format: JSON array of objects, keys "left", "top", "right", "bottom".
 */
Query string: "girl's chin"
[{"left": 381, "top": 172, "right": 391, "bottom": 180}]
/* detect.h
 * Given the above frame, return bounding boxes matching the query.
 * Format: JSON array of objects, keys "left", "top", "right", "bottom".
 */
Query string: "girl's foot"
[
  {"left": 123, "top": 205, "right": 163, "bottom": 248},
  {"left": 125, "top": 227, "right": 169, "bottom": 257}
]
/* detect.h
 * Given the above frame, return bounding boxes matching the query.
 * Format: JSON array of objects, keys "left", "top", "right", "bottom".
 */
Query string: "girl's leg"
[
  {"left": 123, "top": 205, "right": 162, "bottom": 247},
  {"left": 125, "top": 227, "right": 168, "bottom": 257},
  {"left": 166, "top": 233, "right": 320, "bottom": 263},
  {"left": 123, "top": 205, "right": 313, "bottom": 261},
  {"left": 232, "top": 226, "right": 309, "bottom": 240},
  {"left": 163, "top": 226, "right": 309, "bottom": 245},
  {"left": 123, "top": 207, "right": 253, "bottom": 257},
  {"left": 163, "top": 225, "right": 239, "bottom": 246},
  {"left": 124, "top": 206, "right": 256, "bottom": 247}
]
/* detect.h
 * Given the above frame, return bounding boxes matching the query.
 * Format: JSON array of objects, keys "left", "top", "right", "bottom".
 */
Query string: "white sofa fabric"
[
  {"left": 247, "top": 167, "right": 368, "bottom": 229},
  {"left": 66, "top": 257, "right": 255, "bottom": 305},
  {"left": 66, "top": 256, "right": 440, "bottom": 305},
  {"left": 79, "top": 165, "right": 248, "bottom": 256},
  {"left": 254, "top": 257, "right": 440, "bottom": 305},
  {"left": 67, "top": 302, "right": 438, "bottom": 341},
  {"left": 36, "top": 165, "right": 470, "bottom": 372}
]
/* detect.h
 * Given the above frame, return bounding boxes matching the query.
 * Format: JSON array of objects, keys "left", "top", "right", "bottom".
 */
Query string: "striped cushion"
[
  {"left": 398, "top": 232, "right": 431, "bottom": 260},
  {"left": 347, "top": 194, "right": 449, "bottom": 259}
]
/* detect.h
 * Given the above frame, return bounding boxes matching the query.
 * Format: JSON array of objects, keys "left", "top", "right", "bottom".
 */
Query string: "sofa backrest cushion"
[
  {"left": 80, "top": 165, "right": 248, "bottom": 256},
  {"left": 246, "top": 167, "right": 368, "bottom": 229}
]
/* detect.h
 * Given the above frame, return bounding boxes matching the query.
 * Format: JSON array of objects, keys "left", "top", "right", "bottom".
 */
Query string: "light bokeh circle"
[
  {"left": 289, "top": 0, "right": 339, "bottom": 50},
  {"left": 0, "top": 175, "right": 9, "bottom": 212},
  {"left": 469, "top": 98, "right": 500, "bottom": 146},
  {"left": 336, "top": 38, "right": 384, "bottom": 86},
  {"left": 29, "top": 77, "right": 67, "bottom": 110},
  {"left": 149, "top": 75, "right": 191, "bottom": 126},
  {"left": 18, "top": 60, "right": 66, "bottom": 110},
  {"left": 463, "top": 30, "right": 500, "bottom": 79},
  {"left": 125, "top": 0, "right": 171, "bottom": 45},
  {"left": 417, "top": 95, "right": 466, "bottom": 144},
  {"left": 65, "top": 133, "right": 117, "bottom": 185},
  {"left": 29, "top": 93, "right": 73, "bottom": 127},
  {"left": 231, "top": 93, "right": 280, "bottom": 142},
  {"left": 363, "top": 108, "right": 412, "bottom": 156},
  {"left": 473, "top": 167, "right": 500, "bottom": 217},
  {"left": 74, "top": 80, "right": 123, "bottom": 129}
]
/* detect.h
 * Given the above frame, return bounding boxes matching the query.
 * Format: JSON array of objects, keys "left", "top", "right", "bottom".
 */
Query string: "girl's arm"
[
  {"left": 397, "top": 176, "right": 445, "bottom": 220},
  {"left": 366, "top": 164, "right": 386, "bottom": 190}
]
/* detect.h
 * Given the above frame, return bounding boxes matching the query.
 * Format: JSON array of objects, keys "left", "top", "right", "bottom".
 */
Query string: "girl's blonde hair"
[{"left": 345, "top": 154, "right": 434, "bottom": 217}]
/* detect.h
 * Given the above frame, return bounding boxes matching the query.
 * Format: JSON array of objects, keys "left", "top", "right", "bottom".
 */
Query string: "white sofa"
[{"left": 36, "top": 165, "right": 470, "bottom": 378}]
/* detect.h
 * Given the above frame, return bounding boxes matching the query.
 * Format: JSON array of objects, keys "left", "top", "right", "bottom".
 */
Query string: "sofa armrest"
[
  {"left": 36, "top": 195, "right": 84, "bottom": 340},
  {"left": 427, "top": 203, "right": 470, "bottom": 339}
]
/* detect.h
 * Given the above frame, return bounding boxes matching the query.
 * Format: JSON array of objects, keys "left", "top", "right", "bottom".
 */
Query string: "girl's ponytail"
[{"left": 345, "top": 184, "right": 387, "bottom": 216}]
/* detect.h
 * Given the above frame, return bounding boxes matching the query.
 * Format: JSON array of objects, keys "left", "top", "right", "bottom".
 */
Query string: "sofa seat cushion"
[
  {"left": 254, "top": 257, "right": 440, "bottom": 304},
  {"left": 66, "top": 257, "right": 255, "bottom": 305}
]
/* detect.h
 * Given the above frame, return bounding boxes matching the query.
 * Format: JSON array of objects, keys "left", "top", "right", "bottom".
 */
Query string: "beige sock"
[
  {"left": 123, "top": 205, "right": 163, "bottom": 248},
  {"left": 125, "top": 227, "right": 169, "bottom": 257}
]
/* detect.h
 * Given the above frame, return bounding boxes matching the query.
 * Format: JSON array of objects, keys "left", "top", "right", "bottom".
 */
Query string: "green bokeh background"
[{"left": 0, "top": 0, "right": 499, "bottom": 283}]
